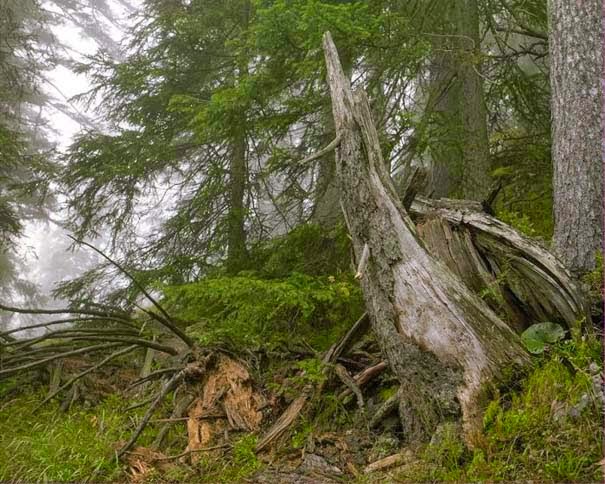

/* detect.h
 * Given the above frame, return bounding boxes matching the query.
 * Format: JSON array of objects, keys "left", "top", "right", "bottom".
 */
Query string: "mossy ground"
[
  {"left": 392, "top": 334, "right": 603, "bottom": 483},
  {"left": 0, "top": 225, "right": 601, "bottom": 482},
  {"left": 1, "top": 331, "right": 601, "bottom": 483}
]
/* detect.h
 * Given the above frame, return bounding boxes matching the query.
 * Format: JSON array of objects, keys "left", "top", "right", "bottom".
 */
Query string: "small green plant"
[
  {"left": 396, "top": 332, "right": 602, "bottom": 483},
  {"left": 295, "top": 358, "right": 327, "bottom": 385},
  {"left": 582, "top": 251, "right": 603, "bottom": 313},
  {"left": 469, "top": 335, "right": 602, "bottom": 482},
  {"left": 195, "top": 434, "right": 262, "bottom": 483},
  {"left": 232, "top": 434, "right": 261, "bottom": 473},
  {"left": 422, "top": 423, "right": 467, "bottom": 481},
  {"left": 291, "top": 420, "right": 313, "bottom": 449},
  {"left": 521, "top": 321, "right": 566, "bottom": 354},
  {"left": 378, "top": 385, "right": 398, "bottom": 402},
  {"left": 250, "top": 223, "right": 352, "bottom": 278},
  {"left": 497, "top": 210, "right": 538, "bottom": 237}
]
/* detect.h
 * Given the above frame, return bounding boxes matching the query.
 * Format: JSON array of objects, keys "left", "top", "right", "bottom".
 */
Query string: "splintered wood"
[
  {"left": 123, "top": 446, "right": 173, "bottom": 483},
  {"left": 184, "top": 354, "right": 264, "bottom": 463}
]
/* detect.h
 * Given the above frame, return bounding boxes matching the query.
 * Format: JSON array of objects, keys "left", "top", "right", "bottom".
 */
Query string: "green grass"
[{"left": 0, "top": 385, "right": 162, "bottom": 482}]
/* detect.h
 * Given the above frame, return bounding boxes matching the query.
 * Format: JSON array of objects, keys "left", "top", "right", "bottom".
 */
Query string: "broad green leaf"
[{"left": 521, "top": 322, "right": 566, "bottom": 354}]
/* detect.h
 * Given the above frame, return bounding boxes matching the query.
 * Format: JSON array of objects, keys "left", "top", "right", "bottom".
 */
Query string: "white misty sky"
[{"left": 18, "top": 1, "right": 136, "bottom": 301}]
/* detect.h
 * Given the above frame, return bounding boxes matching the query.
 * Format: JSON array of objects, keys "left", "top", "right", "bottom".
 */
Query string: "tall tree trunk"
[
  {"left": 425, "top": 48, "right": 461, "bottom": 198},
  {"left": 312, "top": 108, "right": 342, "bottom": 228},
  {"left": 421, "top": 0, "right": 491, "bottom": 200},
  {"left": 549, "top": 0, "right": 603, "bottom": 275},
  {"left": 456, "top": 0, "right": 491, "bottom": 201},
  {"left": 226, "top": 0, "right": 251, "bottom": 273},
  {"left": 423, "top": 0, "right": 462, "bottom": 198},
  {"left": 323, "top": 32, "right": 529, "bottom": 444}
]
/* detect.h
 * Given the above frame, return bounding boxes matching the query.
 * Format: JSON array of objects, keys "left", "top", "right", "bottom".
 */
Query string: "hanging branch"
[
  {"left": 128, "top": 367, "right": 183, "bottom": 390},
  {"left": 4, "top": 334, "right": 177, "bottom": 357},
  {"left": 0, "top": 343, "right": 124, "bottom": 377},
  {"left": 61, "top": 336, "right": 179, "bottom": 355},
  {"left": 0, "top": 316, "right": 139, "bottom": 339},
  {"left": 0, "top": 301, "right": 131, "bottom": 320},
  {"left": 67, "top": 236, "right": 194, "bottom": 348},
  {"left": 298, "top": 135, "right": 341, "bottom": 165},
  {"left": 5, "top": 328, "right": 140, "bottom": 350}
]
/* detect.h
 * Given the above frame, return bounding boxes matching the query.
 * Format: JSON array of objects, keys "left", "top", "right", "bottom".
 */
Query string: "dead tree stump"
[{"left": 323, "top": 31, "right": 530, "bottom": 444}]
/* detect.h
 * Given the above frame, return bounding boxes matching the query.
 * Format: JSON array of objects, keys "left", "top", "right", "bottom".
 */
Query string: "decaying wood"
[
  {"left": 334, "top": 363, "right": 365, "bottom": 416},
  {"left": 47, "top": 360, "right": 63, "bottom": 398},
  {"left": 39, "top": 345, "right": 138, "bottom": 408},
  {"left": 337, "top": 361, "right": 388, "bottom": 401},
  {"left": 118, "top": 360, "right": 208, "bottom": 458},
  {"left": 364, "top": 450, "right": 414, "bottom": 474},
  {"left": 155, "top": 443, "right": 230, "bottom": 463},
  {"left": 153, "top": 392, "right": 195, "bottom": 449},
  {"left": 410, "top": 196, "right": 588, "bottom": 332},
  {"left": 323, "top": 31, "right": 530, "bottom": 444},
  {"left": 397, "top": 164, "right": 430, "bottom": 211},
  {"left": 369, "top": 389, "right": 400, "bottom": 429},
  {"left": 256, "top": 313, "right": 370, "bottom": 452},
  {"left": 256, "top": 391, "right": 309, "bottom": 453},
  {"left": 184, "top": 354, "right": 263, "bottom": 463}
]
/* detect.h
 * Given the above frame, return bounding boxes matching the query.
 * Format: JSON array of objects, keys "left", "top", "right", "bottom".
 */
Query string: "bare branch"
[
  {"left": 117, "top": 368, "right": 187, "bottom": 457},
  {"left": 68, "top": 236, "right": 194, "bottom": 348},
  {"left": 128, "top": 367, "right": 182, "bottom": 389},
  {"left": 0, "top": 317, "right": 139, "bottom": 338},
  {"left": 5, "top": 329, "right": 140, "bottom": 350},
  {"left": 0, "top": 343, "right": 124, "bottom": 377},
  {"left": 65, "top": 336, "right": 179, "bottom": 355},
  {"left": 0, "top": 301, "right": 130, "bottom": 320},
  {"left": 298, "top": 135, "right": 341, "bottom": 165}
]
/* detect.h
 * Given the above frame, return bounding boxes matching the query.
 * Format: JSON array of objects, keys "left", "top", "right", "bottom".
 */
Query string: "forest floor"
[{"left": 0, "top": 325, "right": 602, "bottom": 483}]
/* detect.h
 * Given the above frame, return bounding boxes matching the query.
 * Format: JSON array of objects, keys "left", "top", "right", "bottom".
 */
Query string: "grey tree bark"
[
  {"left": 549, "top": 0, "right": 603, "bottom": 275},
  {"left": 410, "top": 196, "right": 588, "bottom": 333},
  {"left": 323, "top": 32, "right": 529, "bottom": 445}
]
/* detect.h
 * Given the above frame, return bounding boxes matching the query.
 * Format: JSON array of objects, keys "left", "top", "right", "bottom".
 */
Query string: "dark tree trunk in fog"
[
  {"left": 323, "top": 32, "right": 529, "bottom": 444},
  {"left": 425, "top": 37, "right": 460, "bottom": 198},
  {"left": 549, "top": 0, "right": 603, "bottom": 275},
  {"left": 313, "top": 109, "right": 342, "bottom": 228},
  {"left": 423, "top": 0, "right": 491, "bottom": 200},
  {"left": 226, "top": 1, "right": 251, "bottom": 273},
  {"left": 456, "top": 0, "right": 491, "bottom": 201}
]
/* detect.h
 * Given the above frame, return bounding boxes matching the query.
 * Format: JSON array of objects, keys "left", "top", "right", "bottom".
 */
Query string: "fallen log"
[{"left": 323, "top": 31, "right": 530, "bottom": 444}]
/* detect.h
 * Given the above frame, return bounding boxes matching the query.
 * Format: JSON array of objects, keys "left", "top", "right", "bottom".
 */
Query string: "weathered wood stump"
[
  {"left": 410, "top": 197, "right": 588, "bottom": 333},
  {"left": 323, "top": 31, "right": 531, "bottom": 444}
]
